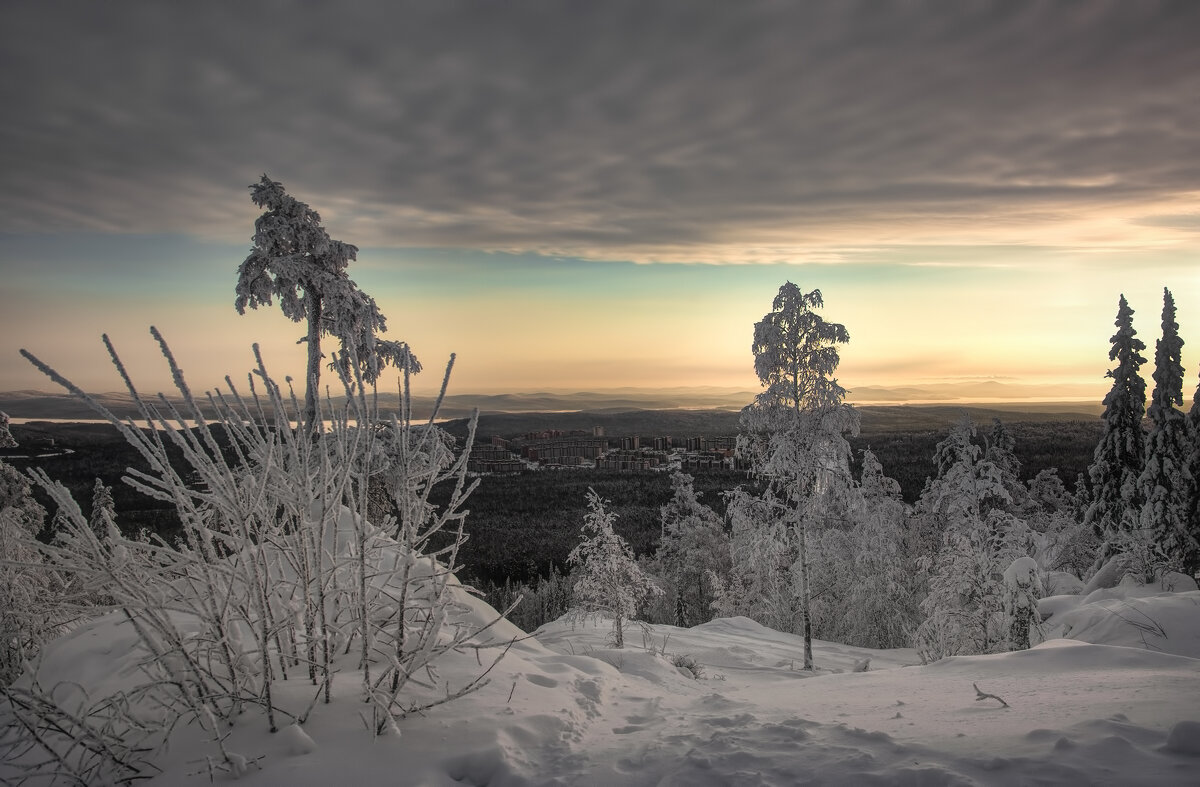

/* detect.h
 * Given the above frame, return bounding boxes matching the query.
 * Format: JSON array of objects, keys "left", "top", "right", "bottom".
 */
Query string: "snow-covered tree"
[
  {"left": 0, "top": 460, "right": 53, "bottom": 686},
  {"left": 986, "top": 419, "right": 1030, "bottom": 513},
  {"left": 711, "top": 486, "right": 795, "bottom": 632},
  {"left": 914, "top": 418, "right": 1028, "bottom": 660},
  {"left": 88, "top": 477, "right": 116, "bottom": 542},
  {"left": 1002, "top": 556, "right": 1044, "bottom": 651},
  {"left": 236, "top": 175, "right": 420, "bottom": 431},
  {"left": 567, "top": 488, "right": 662, "bottom": 648},
  {"left": 1026, "top": 469, "right": 1096, "bottom": 579},
  {"left": 919, "top": 416, "right": 1011, "bottom": 529},
  {"left": 653, "top": 472, "right": 728, "bottom": 627},
  {"left": 738, "top": 282, "right": 857, "bottom": 670},
  {"left": 0, "top": 412, "right": 16, "bottom": 449},
  {"left": 1085, "top": 294, "right": 1147, "bottom": 560},
  {"left": 1138, "top": 288, "right": 1196, "bottom": 574},
  {"left": 810, "top": 449, "right": 918, "bottom": 649},
  {"left": 1187, "top": 375, "right": 1200, "bottom": 576}
]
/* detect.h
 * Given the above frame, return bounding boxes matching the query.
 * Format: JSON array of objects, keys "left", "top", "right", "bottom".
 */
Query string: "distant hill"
[
  {"left": 0, "top": 384, "right": 1102, "bottom": 425},
  {"left": 441, "top": 402, "right": 1101, "bottom": 442}
]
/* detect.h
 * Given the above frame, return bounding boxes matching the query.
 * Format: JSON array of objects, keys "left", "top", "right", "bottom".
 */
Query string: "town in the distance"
[{"left": 469, "top": 426, "right": 740, "bottom": 474}]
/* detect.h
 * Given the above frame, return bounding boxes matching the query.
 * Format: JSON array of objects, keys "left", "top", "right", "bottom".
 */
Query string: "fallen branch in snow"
[{"left": 973, "top": 682, "right": 1009, "bottom": 708}]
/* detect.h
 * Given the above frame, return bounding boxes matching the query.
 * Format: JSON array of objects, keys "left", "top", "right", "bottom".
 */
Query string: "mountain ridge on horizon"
[{"left": 0, "top": 380, "right": 1106, "bottom": 422}]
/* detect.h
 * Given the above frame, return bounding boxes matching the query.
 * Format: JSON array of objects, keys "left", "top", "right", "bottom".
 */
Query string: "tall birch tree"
[{"left": 738, "top": 282, "right": 857, "bottom": 670}]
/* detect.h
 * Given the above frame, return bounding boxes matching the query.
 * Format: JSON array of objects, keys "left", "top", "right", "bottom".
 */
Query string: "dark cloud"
[{"left": 2, "top": 0, "right": 1198, "bottom": 257}]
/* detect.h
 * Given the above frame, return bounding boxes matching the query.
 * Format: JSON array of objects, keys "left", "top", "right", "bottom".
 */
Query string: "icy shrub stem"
[{"left": 2, "top": 331, "right": 509, "bottom": 783}]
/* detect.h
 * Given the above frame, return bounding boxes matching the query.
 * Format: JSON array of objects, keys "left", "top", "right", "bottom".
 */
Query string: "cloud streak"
[{"left": 2, "top": 1, "right": 1199, "bottom": 261}]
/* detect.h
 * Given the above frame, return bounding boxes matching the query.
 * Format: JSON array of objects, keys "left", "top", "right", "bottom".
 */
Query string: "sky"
[{"left": 2, "top": 1, "right": 1199, "bottom": 402}]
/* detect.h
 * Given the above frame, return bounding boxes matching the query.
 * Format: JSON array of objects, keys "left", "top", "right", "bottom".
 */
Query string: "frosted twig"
[{"left": 973, "top": 682, "right": 1009, "bottom": 708}]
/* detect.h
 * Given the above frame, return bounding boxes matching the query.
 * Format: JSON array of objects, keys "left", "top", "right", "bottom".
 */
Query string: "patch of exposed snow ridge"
[{"left": 4, "top": 558, "right": 1200, "bottom": 785}]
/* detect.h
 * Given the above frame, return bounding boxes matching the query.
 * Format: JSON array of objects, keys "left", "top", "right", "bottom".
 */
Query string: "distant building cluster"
[
  {"left": 596, "top": 450, "right": 665, "bottom": 472},
  {"left": 465, "top": 426, "right": 742, "bottom": 475},
  {"left": 683, "top": 436, "right": 737, "bottom": 452},
  {"left": 521, "top": 438, "right": 608, "bottom": 465},
  {"left": 467, "top": 443, "right": 523, "bottom": 474}
]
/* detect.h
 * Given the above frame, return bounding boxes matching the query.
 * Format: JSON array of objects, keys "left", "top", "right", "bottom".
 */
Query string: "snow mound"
[
  {"left": 8, "top": 561, "right": 1200, "bottom": 784},
  {"left": 1165, "top": 720, "right": 1200, "bottom": 756},
  {"left": 1040, "top": 589, "right": 1200, "bottom": 659}
]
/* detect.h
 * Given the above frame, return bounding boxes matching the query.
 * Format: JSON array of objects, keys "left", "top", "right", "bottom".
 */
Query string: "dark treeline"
[
  {"left": 11, "top": 414, "right": 1100, "bottom": 587},
  {"left": 434, "top": 468, "right": 746, "bottom": 586},
  {"left": 849, "top": 419, "right": 1103, "bottom": 504}
]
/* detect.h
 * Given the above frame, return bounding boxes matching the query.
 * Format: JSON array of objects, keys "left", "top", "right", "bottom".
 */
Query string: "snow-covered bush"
[
  {"left": 1, "top": 331, "right": 511, "bottom": 783},
  {"left": 568, "top": 489, "right": 662, "bottom": 648}
]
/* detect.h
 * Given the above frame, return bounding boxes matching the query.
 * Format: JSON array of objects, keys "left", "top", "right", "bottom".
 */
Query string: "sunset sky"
[{"left": 2, "top": 2, "right": 1199, "bottom": 403}]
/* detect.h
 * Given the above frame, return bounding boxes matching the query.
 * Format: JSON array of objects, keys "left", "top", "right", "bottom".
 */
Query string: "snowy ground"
[{"left": 6, "top": 580, "right": 1199, "bottom": 786}]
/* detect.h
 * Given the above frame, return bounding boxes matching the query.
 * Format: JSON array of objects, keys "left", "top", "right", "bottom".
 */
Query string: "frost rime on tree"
[
  {"left": 1137, "top": 288, "right": 1197, "bottom": 575},
  {"left": 1085, "top": 295, "right": 1147, "bottom": 562},
  {"left": 567, "top": 488, "right": 662, "bottom": 648},
  {"left": 236, "top": 175, "right": 420, "bottom": 432}
]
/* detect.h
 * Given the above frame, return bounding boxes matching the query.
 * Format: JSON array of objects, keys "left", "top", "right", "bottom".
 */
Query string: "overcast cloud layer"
[{"left": 3, "top": 1, "right": 1199, "bottom": 262}]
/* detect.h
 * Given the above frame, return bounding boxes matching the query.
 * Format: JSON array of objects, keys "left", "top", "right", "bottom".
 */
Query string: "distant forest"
[{"left": 7, "top": 405, "right": 1102, "bottom": 586}]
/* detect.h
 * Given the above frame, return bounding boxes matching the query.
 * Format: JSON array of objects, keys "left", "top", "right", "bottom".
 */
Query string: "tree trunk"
[
  {"left": 797, "top": 512, "right": 814, "bottom": 670},
  {"left": 304, "top": 293, "right": 322, "bottom": 434}
]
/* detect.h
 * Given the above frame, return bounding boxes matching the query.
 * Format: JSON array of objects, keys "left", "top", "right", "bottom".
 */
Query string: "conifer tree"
[
  {"left": 738, "top": 282, "right": 857, "bottom": 670},
  {"left": 89, "top": 477, "right": 117, "bottom": 541},
  {"left": 986, "top": 419, "right": 1028, "bottom": 512},
  {"left": 567, "top": 489, "right": 662, "bottom": 648},
  {"left": 1085, "top": 294, "right": 1147, "bottom": 560},
  {"left": 236, "top": 175, "right": 420, "bottom": 431},
  {"left": 1002, "top": 556, "right": 1044, "bottom": 651},
  {"left": 654, "top": 472, "right": 729, "bottom": 627},
  {"left": 1187, "top": 377, "right": 1200, "bottom": 576},
  {"left": 0, "top": 460, "right": 50, "bottom": 685},
  {"left": 1138, "top": 288, "right": 1197, "bottom": 574}
]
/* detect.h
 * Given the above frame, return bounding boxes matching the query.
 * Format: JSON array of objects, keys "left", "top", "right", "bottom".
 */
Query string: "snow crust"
[{"left": 5, "top": 558, "right": 1199, "bottom": 786}]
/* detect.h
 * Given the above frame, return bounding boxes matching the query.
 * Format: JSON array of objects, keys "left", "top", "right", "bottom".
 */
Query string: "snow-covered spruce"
[
  {"left": 1085, "top": 294, "right": 1147, "bottom": 562},
  {"left": 1138, "top": 288, "right": 1196, "bottom": 577}
]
